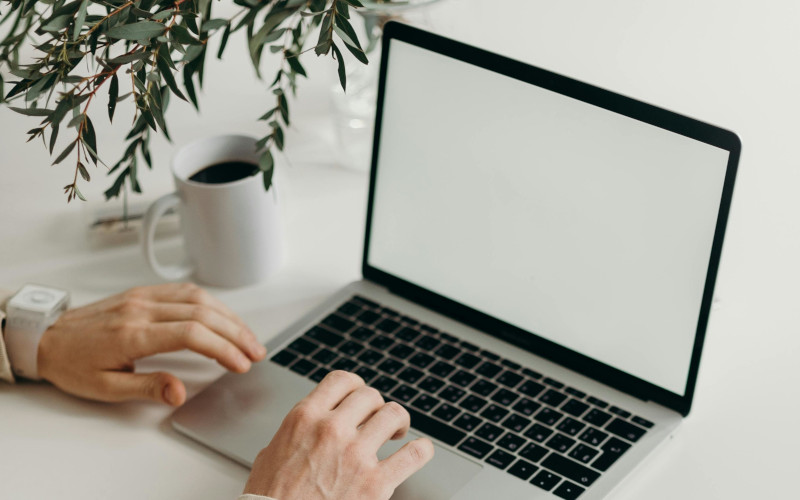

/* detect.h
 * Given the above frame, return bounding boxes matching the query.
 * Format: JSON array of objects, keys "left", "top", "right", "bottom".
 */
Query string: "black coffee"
[{"left": 188, "top": 161, "right": 259, "bottom": 184}]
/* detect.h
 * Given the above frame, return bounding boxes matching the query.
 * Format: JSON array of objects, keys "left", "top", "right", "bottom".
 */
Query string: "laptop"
[{"left": 172, "top": 22, "right": 740, "bottom": 499}]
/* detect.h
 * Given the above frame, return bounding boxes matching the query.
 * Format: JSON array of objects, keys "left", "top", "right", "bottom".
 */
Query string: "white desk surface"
[{"left": 1, "top": 1, "right": 798, "bottom": 498}]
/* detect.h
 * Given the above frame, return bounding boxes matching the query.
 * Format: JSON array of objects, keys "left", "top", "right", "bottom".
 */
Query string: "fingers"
[
  {"left": 333, "top": 386, "right": 386, "bottom": 427},
  {"left": 131, "top": 283, "right": 250, "bottom": 329},
  {"left": 303, "top": 370, "right": 365, "bottom": 411},
  {"left": 135, "top": 321, "right": 253, "bottom": 373},
  {"left": 380, "top": 438, "right": 435, "bottom": 488},
  {"left": 358, "top": 401, "right": 411, "bottom": 448},
  {"left": 147, "top": 303, "right": 265, "bottom": 361},
  {"left": 97, "top": 371, "right": 187, "bottom": 406}
]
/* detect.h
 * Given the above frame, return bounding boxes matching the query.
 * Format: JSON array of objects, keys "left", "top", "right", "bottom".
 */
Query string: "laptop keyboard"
[{"left": 271, "top": 296, "right": 653, "bottom": 499}]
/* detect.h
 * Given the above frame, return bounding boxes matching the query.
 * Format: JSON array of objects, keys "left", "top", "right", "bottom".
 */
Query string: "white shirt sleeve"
[
  {"left": 237, "top": 495, "right": 278, "bottom": 500},
  {"left": 0, "top": 290, "right": 16, "bottom": 383}
]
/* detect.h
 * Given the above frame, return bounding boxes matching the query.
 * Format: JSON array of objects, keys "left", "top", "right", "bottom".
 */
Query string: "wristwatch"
[{"left": 4, "top": 284, "right": 70, "bottom": 380}]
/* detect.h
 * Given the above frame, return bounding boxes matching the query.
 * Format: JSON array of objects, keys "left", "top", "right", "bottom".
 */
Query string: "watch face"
[{"left": 8, "top": 285, "right": 69, "bottom": 314}]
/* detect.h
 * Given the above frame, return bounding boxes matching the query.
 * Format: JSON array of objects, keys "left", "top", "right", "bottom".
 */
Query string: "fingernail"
[
  {"left": 163, "top": 384, "right": 178, "bottom": 406},
  {"left": 255, "top": 343, "right": 267, "bottom": 358},
  {"left": 238, "top": 354, "right": 252, "bottom": 372}
]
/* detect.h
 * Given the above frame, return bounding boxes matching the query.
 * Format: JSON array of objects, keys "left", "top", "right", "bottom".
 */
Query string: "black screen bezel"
[{"left": 362, "top": 22, "right": 740, "bottom": 416}]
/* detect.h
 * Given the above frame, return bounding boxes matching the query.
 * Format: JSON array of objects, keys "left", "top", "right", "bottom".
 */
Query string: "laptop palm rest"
[{"left": 172, "top": 362, "right": 481, "bottom": 498}]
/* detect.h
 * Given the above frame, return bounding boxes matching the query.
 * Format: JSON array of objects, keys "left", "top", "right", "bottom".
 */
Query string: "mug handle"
[{"left": 142, "top": 193, "right": 193, "bottom": 281}]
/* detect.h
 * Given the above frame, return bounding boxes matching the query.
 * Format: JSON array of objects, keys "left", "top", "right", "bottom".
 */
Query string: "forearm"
[{"left": 0, "top": 288, "right": 16, "bottom": 383}]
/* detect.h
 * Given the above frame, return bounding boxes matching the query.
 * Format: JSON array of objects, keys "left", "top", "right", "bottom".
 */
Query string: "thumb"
[{"left": 100, "top": 371, "right": 187, "bottom": 406}]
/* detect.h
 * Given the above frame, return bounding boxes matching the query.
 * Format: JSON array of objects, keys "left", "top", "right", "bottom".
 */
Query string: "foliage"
[{"left": 0, "top": 0, "right": 369, "bottom": 202}]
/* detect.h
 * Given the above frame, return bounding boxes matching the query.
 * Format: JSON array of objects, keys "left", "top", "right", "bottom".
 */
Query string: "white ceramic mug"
[{"left": 142, "top": 135, "right": 282, "bottom": 287}]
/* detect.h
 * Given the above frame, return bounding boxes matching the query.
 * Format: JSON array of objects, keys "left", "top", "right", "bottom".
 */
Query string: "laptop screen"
[{"left": 366, "top": 38, "right": 731, "bottom": 398}]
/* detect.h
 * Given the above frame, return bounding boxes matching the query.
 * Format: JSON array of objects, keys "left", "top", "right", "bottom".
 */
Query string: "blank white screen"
[{"left": 368, "top": 40, "right": 729, "bottom": 396}]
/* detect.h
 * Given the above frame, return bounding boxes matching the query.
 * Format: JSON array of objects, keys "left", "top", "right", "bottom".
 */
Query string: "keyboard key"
[
  {"left": 502, "top": 414, "right": 531, "bottom": 433},
  {"left": 322, "top": 313, "right": 355, "bottom": 333},
  {"left": 310, "top": 367, "right": 330, "bottom": 382},
  {"left": 497, "top": 432, "right": 526, "bottom": 452},
  {"left": 313, "top": 347, "right": 338, "bottom": 364},
  {"left": 591, "top": 437, "right": 631, "bottom": 472},
  {"left": 460, "top": 340, "right": 480, "bottom": 351},
  {"left": 290, "top": 358, "right": 317, "bottom": 375},
  {"left": 306, "top": 327, "right": 344, "bottom": 347},
  {"left": 486, "top": 449, "right": 515, "bottom": 469},
  {"left": 430, "top": 361, "right": 456, "bottom": 378},
  {"left": 356, "top": 310, "right": 381, "bottom": 325},
  {"left": 398, "top": 367, "right": 424, "bottom": 384},
  {"left": 331, "top": 358, "right": 357, "bottom": 372},
  {"left": 562, "top": 399, "right": 590, "bottom": 417},
  {"left": 355, "top": 366, "right": 378, "bottom": 382},
  {"left": 476, "top": 361, "right": 503, "bottom": 378},
  {"left": 606, "top": 418, "right": 646, "bottom": 442},
  {"left": 402, "top": 403, "right": 466, "bottom": 446},
  {"left": 440, "top": 385, "right": 466, "bottom": 403},
  {"left": 434, "top": 344, "right": 461, "bottom": 359},
  {"left": 391, "top": 385, "right": 419, "bottom": 403},
  {"left": 415, "top": 335, "right": 440, "bottom": 351},
  {"left": 357, "top": 349, "right": 383, "bottom": 365},
  {"left": 453, "top": 413, "right": 482, "bottom": 432},
  {"left": 557, "top": 417, "right": 586, "bottom": 436},
  {"left": 525, "top": 423, "right": 554, "bottom": 442},
  {"left": 565, "top": 387, "right": 586, "bottom": 399},
  {"left": 508, "top": 459, "right": 539, "bottom": 481},
  {"left": 389, "top": 343, "right": 415, "bottom": 359},
  {"left": 337, "top": 301, "right": 362, "bottom": 316},
  {"left": 459, "top": 395, "right": 488, "bottom": 413},
  {"left": 458, "top": 437, "right": 493, "bottom": 459},
  {"left": 369, "top": 335, "right": 394, "bottom": 350},
  {"left": 475, "top": 422, "right": 503, "bottom": 442},
  {"left": 578, "top": 427, "right": 608, "bottom": 447},
  {"left": 534, "top": 407, "right": 563, "bottom": 426},
  {"left": 542, "top": 453, "right": 600, "bottom": 487},
  {"left": 513, "top": 398, "right": 542, "bottom": 416},
  {"left": 539, "top": 389, "right": 568, "bottom": 407},
  {"left": 471, "top": 379, "right": 498, "bottom": 397},
  {"left": 546, "top": 433, "right": 576, "bottom": 453},
  {"left": 419, "top": 324, "right": 438, "bottom": 334},
  {"left": 481, "top": 404, "right": 509, "bottom": 423},
  {"left": 338, "top": 340, "right": 364, "bottom": 356},
  {"left": 632, "top": 416, "right": 654, "bottom": 428},
  {"left": 480, "top": 349, "right": 501, "bottom": 361},
  {"left": 376, "top": 318, "right": 401, "bottom": 333},
  {"left": 587, "top": 396, "right": 608, "bottom": 408},
  {"left": 531, "top": 470, "right": 561, "bottom": 491},
  {"left": 379, "top": 306, "right": 399, "bottom": 318},
  {"left": 439, "top": 332, "right": 458, "bottom": 343},
  {"left": 497, "top": 371, "right": 524, "bottom": 388},
  {"left": 553, "top": 481, "right": 585, "bottom": 500},
  {"left": 520, "top": 442, "right": 549, "bottom": 462},
  {"left": 455, "top": 352, "right": 481, "bottom": 369},
  {"left": 271, "top": 350, "right": 297, "bottom": 366},
  {"left": 350, "top": 326, "right": 375, "bottom": 341},
  {"left": 408, "top": 352, "right": 435, "bottom": 369},
  {"left": 432, "top": 403, "right": 460, "bottom": 422},
  {"left": 501, "top": 359, "right": 521, "bottom": 370},
  {"left": 419, "top": 376, "right": 446, "bottom": 394},
  {"left": 400, "top": 315, "right": 418, "bottom": 326},
  {"left": 583, "top": 409, "right": 612, "bottom": 427},
  {"left": 491, "top": 388, "right": 519, "bottom": 406},
  {"left": 519, "top": 380, "right": 546, "bottom": 398},
  {"left": 543, "top": 377, "right": 565, "bottom": 389},
  {"left": 523, "top": 367, "right": 543, "bottom": 379},
  {"left": 411, "top": 394, "right": 440, "bottom": 412},
  {"left": 288, "top": 337, "right": 317, "bottom": 355},
  {"left": 608, "top": 406, "right": 631, "bottom": 418},
  {"left": 371, "top": 375, "right": 398, "bottom": 393},
  {"left": 395, "top": 327, "right": 420, "bottom": 342},
  {"left": 568, "top": 444, "right": 599, "bottom": 464},
  {"left": 353, "top": 295, "right": 379, "bottom": 308},
  {"left": 378, "top": 358, "right": 403, "bottom": 375},
  {"left": 450, "top": 370, "right": 477, "bottom": 387}
]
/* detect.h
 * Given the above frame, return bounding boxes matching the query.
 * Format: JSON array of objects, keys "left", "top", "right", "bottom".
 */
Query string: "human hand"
[
  {"left": 37, "top": 283, "right": 266, "bottom": 406},
  {"left": 243, "top": 370, "right": 435, "bottom": 500}
]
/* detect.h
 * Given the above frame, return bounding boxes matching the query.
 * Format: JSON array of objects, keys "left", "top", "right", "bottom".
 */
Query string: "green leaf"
[
  {"left": 258, "top": 148, "right": 274, "bottom": 172},
  {"left": 108, "top": 74, "right": 119, "bottom": 122},
  {"left": 156, "top": 52, "right": 187, "bottom": 101},
  {"left": 41, "top": 15, "right": 72, "bottom": 33},
  {"left": 259, "top": 108, "right": 276, "bottom": 121},
  {"left": 331, "top": 42, "right": 346, "bottom": 91},
  {"left": 274, "top": 125, "right": 284, "bottom": 150},
  {"left": 49, "top": 124, "right": 59, "bottom": 154},
  {"left": 336, "top": 1, "right": 350, "bottom": 19},
  {"left": 183, "top": 66, "right": 199, "bottom": 110},
  {"left": 9, "top": 106, "right": 52, "bottom": 117},
  {"left": 201, "top": 19, "right": 228, "bottom": 32},
  {"left": 107, "top": 51, "right": 150, "bottom": 65},
  {"left": 286, "top": 54, "right": 307, "bottom": 78},
  {"left": 53, "top": 141, "right": 77, "bottom": 165},
  {"left": 170, "top": 24, "right": 201, "bottom": 45},
  {"left": 315, "top": 12, "right": 333, "bottom": 56},
  {"left": 78, "top": 162, "right": 90, "bottom": 181},
  {"left": 72, "top": 0, "right": 89, "bottom": 41},
  {"left": 151, "top": 9, "right": 174, "bottom": 21},
  {"left": 83, "top": 116, "right": 97, "bottom": 164},
  {"left": 344, "top": 0, "right": 364, "bottom": 7},
  {"left": 343, "top": 40, "right": 368, "bottom": 65},
  {"left": 107, "top": 21, "right": 166, "bottom": 41},
  {"left": 278, "top": 93, "right": 289, "bottom": 124},
  {"left": 74, "top": 185, "right": 87, "bottom": 201},
  {"left": 217, "top": 24, "right": 231, "bottom": 59},
  {"left": 104, "top": 168, "right": 128, "bottom": 199}
]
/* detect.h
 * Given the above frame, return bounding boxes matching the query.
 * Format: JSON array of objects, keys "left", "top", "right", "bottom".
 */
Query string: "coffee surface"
[{"left": 189, "top": 161, "right": 259, "bottom": 184}]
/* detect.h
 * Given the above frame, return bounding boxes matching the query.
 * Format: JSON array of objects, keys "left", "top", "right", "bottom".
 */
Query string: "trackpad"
[{"left": 378, "top": 433, "right": 482, "bottom": 499}]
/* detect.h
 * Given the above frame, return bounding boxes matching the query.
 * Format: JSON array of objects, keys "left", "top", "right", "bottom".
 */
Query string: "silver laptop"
[{"left": 172, "top": 22, "right": 740, "bottom": 499}]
